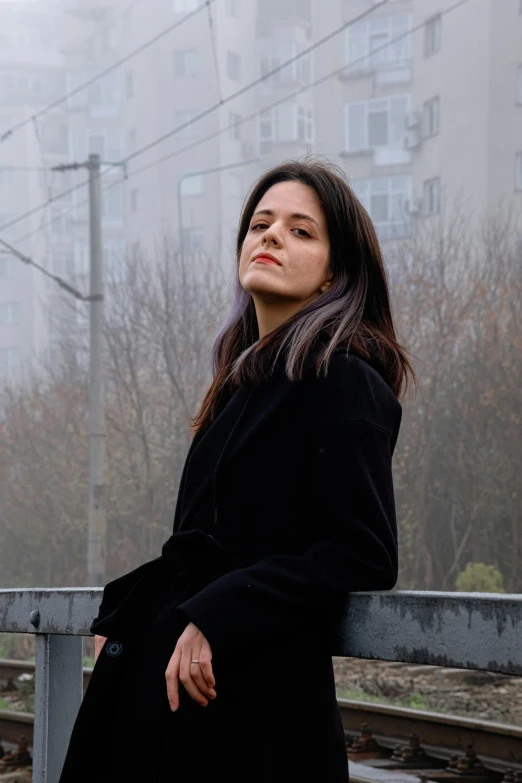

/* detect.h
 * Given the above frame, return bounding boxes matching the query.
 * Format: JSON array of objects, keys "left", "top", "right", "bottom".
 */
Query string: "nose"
[{"left": 262, "top": 221, "right": 282, "bottom": 247}]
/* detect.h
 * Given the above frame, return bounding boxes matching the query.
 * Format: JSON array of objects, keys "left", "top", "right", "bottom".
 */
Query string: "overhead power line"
[
  {"left": 0, "top": 0, "right": 216, "bottom": 145},
  {"left": 0, "top": 0, "right": 391, "bottom": 236},
  {"left": 0, "top": 165, "right": 51, "bottom": 172},
  {"left": 0, "top": 235, "right": 94, "bottom": 301},
  {"left": 2, "top": 0, "right": 472, "bottom": 242}
]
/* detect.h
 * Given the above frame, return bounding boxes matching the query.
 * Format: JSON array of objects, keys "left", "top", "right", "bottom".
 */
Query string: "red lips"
[{"left": 253, "top": 252, "right": 280, "bottom": 266}]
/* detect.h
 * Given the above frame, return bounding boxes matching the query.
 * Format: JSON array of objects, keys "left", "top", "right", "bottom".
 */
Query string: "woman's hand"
[
  {"left": 94, "top": 634, "right": 108, "bottom": 664},
  {"left": 165, "top": 621, "right": 216, "bottom": 711}
]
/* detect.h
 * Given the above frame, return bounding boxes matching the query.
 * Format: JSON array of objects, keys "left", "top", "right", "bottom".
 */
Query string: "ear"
[{"left": 320, "top": 278, "right": 333, "bottom": 293}]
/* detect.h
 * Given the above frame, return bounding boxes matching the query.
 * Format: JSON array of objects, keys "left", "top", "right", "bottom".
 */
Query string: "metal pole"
[
  {"left": 87, "top": 153, "right": 106, "bottom": 587},
  {"left": 177, "top": 175, "right": 185, "bottom": 254}
]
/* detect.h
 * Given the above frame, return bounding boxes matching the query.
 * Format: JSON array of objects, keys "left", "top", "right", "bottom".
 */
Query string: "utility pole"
[
  {"left": 86, "top": 153, "right": 106, "bottom": 587},
  {"left": 52, "top": 154, "right": 107, "bottom": 586}
]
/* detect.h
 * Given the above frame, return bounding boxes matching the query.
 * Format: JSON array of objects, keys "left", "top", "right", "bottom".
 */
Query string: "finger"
[
  {"left": 198, "top": 646, "right": 216, "bottom": 692},
  {"left": 165, "top": 647, "right": 181, "bottom": 711},
  {"left": 180, "top": 650, "right": 209, "bottom": 707},
  {"left": 190, "top": 649, "right": 216, "bottom": 699}
]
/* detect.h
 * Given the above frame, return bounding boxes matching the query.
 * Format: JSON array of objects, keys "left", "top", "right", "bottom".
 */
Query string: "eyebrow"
[{"left": 252, "top": 208, "right": 320, "bottom": 229}]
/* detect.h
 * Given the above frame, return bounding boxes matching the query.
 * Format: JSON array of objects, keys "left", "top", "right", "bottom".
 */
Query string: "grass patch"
[
  {"left": 0, "top": 695, "right": 16, "bottom": 711},
  {"left": 336, "top": 688, "right": 448, "bottom": 713}
]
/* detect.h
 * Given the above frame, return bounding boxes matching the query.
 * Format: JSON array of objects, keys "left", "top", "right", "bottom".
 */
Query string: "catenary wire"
[
  {"left": 7, "top": 0, "right": 472, "bottom": 250},
  {"left": 0, "top": 0, "right": 392, "bottom": 236},
  {"left": 2, "top": 0, "right": 473, "bottom": 290},
  {"left": 0, "top": 0, "right": 216, "bottom": 144}
]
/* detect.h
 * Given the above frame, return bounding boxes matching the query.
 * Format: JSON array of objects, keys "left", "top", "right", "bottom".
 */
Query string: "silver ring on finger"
[{"left": 190, "top": 659, "right": 200, "bottom": 664}]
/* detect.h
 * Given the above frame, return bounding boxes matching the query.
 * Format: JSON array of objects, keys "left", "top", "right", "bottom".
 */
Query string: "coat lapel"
[
  {"left": 176, "top": 340, "right": 326, "bottom": 533},
  {"left": 213, "top": 339, "right": 328, "bottom": 477},
  {"left": 214, "top": 371, "right": 296, "bottom": 481}
]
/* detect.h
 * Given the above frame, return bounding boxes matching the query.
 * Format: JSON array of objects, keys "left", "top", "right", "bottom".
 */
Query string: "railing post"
[{"left": 33, "top": 633, "right": 83, "bottom": 783}]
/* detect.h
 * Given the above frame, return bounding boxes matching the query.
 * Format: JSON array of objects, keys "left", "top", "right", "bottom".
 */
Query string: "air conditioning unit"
[
  {"left": 404, "top": 129, "right": 421, "bottom": 151},
  {"left": 405, "top": 197, "right": 423, "bottom": 215},
  {"left": 405, "top": 110, "right": 421, "bottom": 129}
]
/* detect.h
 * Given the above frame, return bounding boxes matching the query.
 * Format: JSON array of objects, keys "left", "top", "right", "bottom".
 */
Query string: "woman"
[{"left": 58, "top": 158, "right": 415, "bottom": 782}]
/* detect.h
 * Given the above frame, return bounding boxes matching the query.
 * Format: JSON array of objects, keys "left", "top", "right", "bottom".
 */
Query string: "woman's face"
[{"left": 239, "top": 180, "right": 332, "bottom": 307}]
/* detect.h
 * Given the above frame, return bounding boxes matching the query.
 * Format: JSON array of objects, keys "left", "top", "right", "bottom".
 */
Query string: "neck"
[{"left": 253, "top": 299, "right": 305, "bottom": 340}]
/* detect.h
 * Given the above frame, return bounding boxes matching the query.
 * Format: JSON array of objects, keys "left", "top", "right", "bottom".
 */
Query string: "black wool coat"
[{"left": 58, "top": 345, "right": 402, "bottom": 783}]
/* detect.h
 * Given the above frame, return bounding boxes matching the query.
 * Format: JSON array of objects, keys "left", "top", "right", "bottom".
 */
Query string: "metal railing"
[{"left": 0, "top": 588, "right": 521, "bottom": 782}]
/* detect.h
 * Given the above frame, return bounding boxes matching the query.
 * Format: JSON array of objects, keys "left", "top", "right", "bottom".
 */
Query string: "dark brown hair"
[{"left": 191, "top": 157, "right": 416, "bottom": 435}]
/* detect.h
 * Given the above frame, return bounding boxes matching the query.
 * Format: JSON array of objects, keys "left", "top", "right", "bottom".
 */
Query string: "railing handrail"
[{"left": 1, "top": 588, "right": 521, "bottom": 782}]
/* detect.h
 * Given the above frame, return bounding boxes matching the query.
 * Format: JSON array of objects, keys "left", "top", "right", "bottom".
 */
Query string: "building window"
[
  {"left": 345, "top": 95, "right": 409, "bottom": 151},
  {"left": 425, "top": 14, "right": 442, "bottom": 57},
  {"left": 173, "top": 0, "right": 198, "bottom": 11},
  {"left": 423, "top": 177, "right": 440, "bottom": 215},
  {"left": 229, "top": 112, "right": 242, "bottom": 140},
  {"left": 181, "top": 227, "right": 204, "bottom": 252},
  {"left": 175, "top": 111, "right": 199, "bottom": 138},
  {"left": 346, "top": 13, "right": 411, "bottom": 68},
  {"left": 0, "top": 256, "right": 15, "bottom": 279},
  {"left": 227, "top": 51, "right": 242, "bottom": 81},
  {"left": 296, "top": 106, "right": 314, "bottom": 143},
  {"left": 173, "top": 50, "right": 200, "bottom": 77},
  {"left": 260, "top": 42, "right": 313, "bottom": 86},
  {"left": 258, "top": 104, "right": 314, "bottom": 153},
  {"left": 181, "top": 175, "right": 203, "bottom": 195},
  {"left": 103, "top": 184, "right": 123, "bottom": 219},
  {"left": 73, "top": 239, "right": 89, "bottom": 276},
  {"left": 0, "top": 347, "right": 19, "bottom": 378},
  {"left": 352, "top": 176, "right": 411, "bottom": 239},
  {"left": 128, "top": 128, "right": 136, "bottom": 153},
  {"left": 86, "top": 71, "right": 119, "bottom": 114},
  {"left": 130, "top": 188, "right": 138, "bottom": 212},
  {"left": 86, "top": 128, "right": 123, "bottom": 161},
  {"left": 104, "top": 239, "right": 125, "bottom": 282},
  {"left": 424, "top": 96, "right": 440, "bottom": 137},
  {"left": 517, "top": 66, "right": 522, "bottom": 104},
  {"left": 226, "top": 0, "right": 240, "bottom": 17},
  {"left": 0, "top": 302, "right": 21, "bottom": 324},
  {"left": 516, "top": 153, "right": 522, "bottom": 190},
  {"left": 50, "top": 212, "right": 69, "bottom": 237},
  {"left": 125, "top": 71, "right": 134, "bottom": 99},
  {"left": 259, "top": 109, "right": 274, "bottom": 153}
]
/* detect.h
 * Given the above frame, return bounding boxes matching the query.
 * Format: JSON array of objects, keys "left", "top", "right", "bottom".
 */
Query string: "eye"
[{"left": 250, "top": 222, "right": 311, "bottom": 238}]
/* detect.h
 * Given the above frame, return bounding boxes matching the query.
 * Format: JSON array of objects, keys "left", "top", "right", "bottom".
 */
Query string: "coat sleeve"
[{"left": 176, "top": 417, "right": 399, "bottom": 654}]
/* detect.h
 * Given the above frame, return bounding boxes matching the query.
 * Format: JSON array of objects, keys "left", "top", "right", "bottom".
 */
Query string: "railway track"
[{"left": 1, "top": 660, "right": 521, "bottom": 780}]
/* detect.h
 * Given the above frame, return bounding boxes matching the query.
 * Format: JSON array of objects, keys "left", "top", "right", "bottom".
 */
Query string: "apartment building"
[
  {"left": 54, "top": 0, "right": 125, "bottom": 367},
  {"left": 311, "top": 0, "right": 414, "bottom": 244},
  {"left": 408, "top": 0, "right": 522, "bottom": 223},
  {"left": 0, "top": 0, "right": 126, "bottom": 382},
  {"left": 120, "top": 0, "right": 258, "bottom": 262},
  {"left": 312, "top": 0, "right": 521, "bottom": 242},
  {"left": 0, "top": 0, "right": 63, "bottom": 384},
  {"left": 1, "top": 0, "right": 520, "bottom": 384}
]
